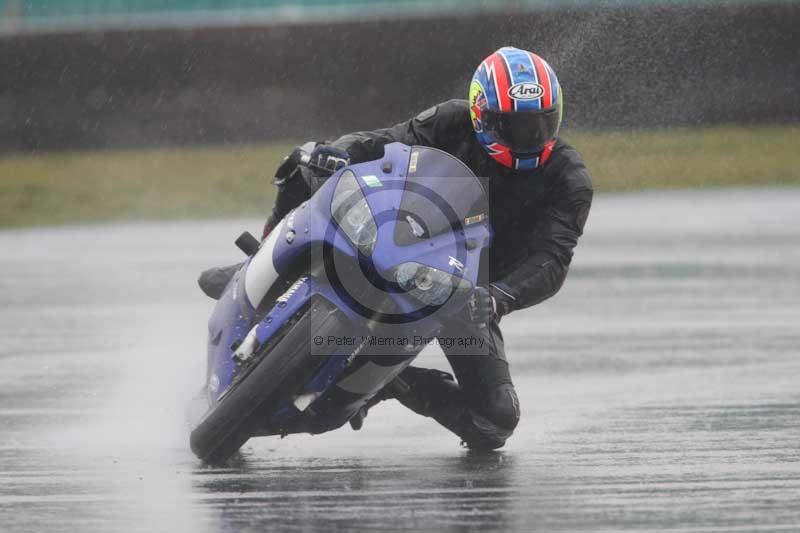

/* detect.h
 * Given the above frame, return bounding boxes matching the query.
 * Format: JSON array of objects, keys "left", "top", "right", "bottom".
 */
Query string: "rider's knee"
[
  {"left": 477, "top": 383, "right": 521, "bottom": 432},
  {"left": 462, "top": 385, "right": 520, "bottom": 450}
]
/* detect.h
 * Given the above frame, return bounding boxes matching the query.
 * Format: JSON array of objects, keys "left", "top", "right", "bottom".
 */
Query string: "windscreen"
[{"left": 393, "top": 147, "right": 489, "bottom": 246}]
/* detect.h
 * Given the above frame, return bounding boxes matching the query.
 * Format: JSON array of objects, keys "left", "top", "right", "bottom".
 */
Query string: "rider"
[{"left": 200, "top": 47, "right": 593, "bottom": 450}]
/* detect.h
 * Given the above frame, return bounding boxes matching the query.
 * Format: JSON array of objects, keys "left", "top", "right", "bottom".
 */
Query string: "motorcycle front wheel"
[{"left": 190, "top": 296, "right": 346, "bottom": 464}]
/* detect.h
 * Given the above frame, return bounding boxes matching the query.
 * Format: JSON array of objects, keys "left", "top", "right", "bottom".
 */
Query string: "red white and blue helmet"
[{"left": 469, "top": 47, "right": 563, "bottom": 171}]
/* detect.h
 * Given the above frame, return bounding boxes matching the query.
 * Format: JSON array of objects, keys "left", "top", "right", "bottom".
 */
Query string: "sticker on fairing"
[
  {"left": 464, "top": 213, "right": 487, "bottom": 225},
  {"left": 409, "top": 151, "right": 419, "bottom": 173},
  {"left": 448, "top": 256, "right": 465, "bottom": 274},
  {"left": 362, "top": 175, "right": 383, "bottom": 188},
  {"left": 276, "top": 276, "right": 307, "bottom": 303}
]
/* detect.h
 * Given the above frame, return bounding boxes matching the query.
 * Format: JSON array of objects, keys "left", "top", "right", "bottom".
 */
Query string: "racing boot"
[
  {"left": 197, "top": 262, "right": 243, "bottom": 300},
  {"left": 348, "top": 378, "right": 407, "bottom": 430},
  {"left": 392, "top": 366, "right": 517, "bottom": 450}
]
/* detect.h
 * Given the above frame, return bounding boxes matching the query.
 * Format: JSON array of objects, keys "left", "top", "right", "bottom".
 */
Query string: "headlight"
[
  {"left": 394, "top": 262, "right": 472, "bottom": 306},
  {"left": 331, "top": 170, "right": 377, "bottom": 256}
]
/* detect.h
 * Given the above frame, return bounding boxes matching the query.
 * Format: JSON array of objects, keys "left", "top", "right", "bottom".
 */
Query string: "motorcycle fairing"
[{"left": 204, "top": 143, "right": 493, "bottom": 432}]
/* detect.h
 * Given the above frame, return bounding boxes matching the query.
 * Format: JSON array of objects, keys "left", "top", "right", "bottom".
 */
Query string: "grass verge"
[{"left": 1, "top": 124, "right": 798, "bottom": 228}]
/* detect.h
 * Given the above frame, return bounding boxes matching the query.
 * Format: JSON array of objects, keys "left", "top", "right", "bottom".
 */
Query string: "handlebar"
[
  {"left": 298, "top": 151, "right": 313, "bottom": 168},
  {"left": 295, "top": 144, "right": 346, "bottom": 177},
  {"left": 295, "top": 142, "right": 335, "bottom": 176}
]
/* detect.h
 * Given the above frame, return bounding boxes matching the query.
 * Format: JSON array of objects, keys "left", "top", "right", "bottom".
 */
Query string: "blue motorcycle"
[{"left": 189, "top": 142, "right": 492, "bottom": 463}]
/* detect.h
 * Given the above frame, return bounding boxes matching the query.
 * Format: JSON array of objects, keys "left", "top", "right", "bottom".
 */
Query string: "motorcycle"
[{"left": 189, "top": 142, "right": 492, "bottom": 464}]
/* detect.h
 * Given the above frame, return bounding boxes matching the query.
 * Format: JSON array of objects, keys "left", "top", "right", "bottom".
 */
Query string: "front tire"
[{"left": 190, "top": 297, "right": 344, "bottom": 464}]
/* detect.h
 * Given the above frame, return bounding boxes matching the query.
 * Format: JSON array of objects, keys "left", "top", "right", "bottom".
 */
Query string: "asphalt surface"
[{"left": 1, "top": 188, "right": 798, "bottom": 532}]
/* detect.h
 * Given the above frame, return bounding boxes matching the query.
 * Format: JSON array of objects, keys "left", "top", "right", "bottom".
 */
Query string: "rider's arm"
[
  {"left": 491, "top": 163, "right": 593, "bottom": 312},
  {"left": 264, "top": 100, "right": 465, "bottom": 237},
  {"left": 262, "top": 154, "right": 312, "bottom": 237},
  {"left": 330, "top": 100, "right": 467, "bottom": 163}
]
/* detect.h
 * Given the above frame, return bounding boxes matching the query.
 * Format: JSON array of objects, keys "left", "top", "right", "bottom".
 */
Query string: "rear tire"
[{"left": 190, "top": 297, "right": 344, "bottom": 464}]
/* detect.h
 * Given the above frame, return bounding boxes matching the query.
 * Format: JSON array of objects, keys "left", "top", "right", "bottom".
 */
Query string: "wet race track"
[{"left": 1, "top": 188, "right": 799, "bottom": 532}]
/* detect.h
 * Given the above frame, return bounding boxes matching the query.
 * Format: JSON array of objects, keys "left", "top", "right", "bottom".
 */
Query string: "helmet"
[{"left": 469, "top": 47, "right": 563, "bottom": 171}]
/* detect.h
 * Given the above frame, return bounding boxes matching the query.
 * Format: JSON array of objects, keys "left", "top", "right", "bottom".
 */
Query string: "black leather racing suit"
[{"left": 265, "top": 99, "right": 593, "bottom": 449}]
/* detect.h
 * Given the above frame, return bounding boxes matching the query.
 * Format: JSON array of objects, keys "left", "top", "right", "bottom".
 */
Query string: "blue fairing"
[
  {"left": 203, "top": 143, "right": 492, "bottom": 431},
  {"left": 205, "top": 266, "right": 253, "bottom": 403}
]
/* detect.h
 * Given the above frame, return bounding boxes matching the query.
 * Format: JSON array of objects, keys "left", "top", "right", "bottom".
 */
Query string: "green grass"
[
  {"left": 0, "top": 143, "right": 293, "bottom": 227},
  {"left": 571, "top": 124, "right": 800, "bottom": 190},
  {"left": 1, "top": 124, "right": 799, "bottom": 228}
]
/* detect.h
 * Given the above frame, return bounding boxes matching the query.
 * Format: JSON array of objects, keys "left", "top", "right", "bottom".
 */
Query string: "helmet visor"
[{"left": 482, "top": 109, "right": 560, "bottom": 152}]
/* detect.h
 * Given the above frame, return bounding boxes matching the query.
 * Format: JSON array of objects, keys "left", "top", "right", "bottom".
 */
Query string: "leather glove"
[
  {"left": 263, "top": 147, "right": 310, "bottom": 239},
  {"left": 309, "top": 144, "right": 350, "bottom": 175},
  {"left": 464, "top": 285, "right": 515, "bottom": 324},
  {"left": 273, "top": 147, "right": 303, "bottom": 184}
]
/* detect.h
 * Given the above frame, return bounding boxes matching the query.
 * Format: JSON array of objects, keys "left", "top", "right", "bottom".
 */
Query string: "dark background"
[{"left": 1, "top": 2, "right": 798, "bottom": 152}]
